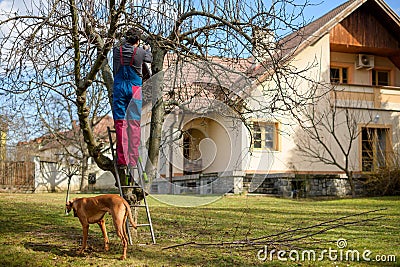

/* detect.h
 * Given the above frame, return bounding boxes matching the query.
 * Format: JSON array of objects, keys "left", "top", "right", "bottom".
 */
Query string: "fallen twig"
[{"left": 162, "top": 208, "right": 387, "bottom": 250}]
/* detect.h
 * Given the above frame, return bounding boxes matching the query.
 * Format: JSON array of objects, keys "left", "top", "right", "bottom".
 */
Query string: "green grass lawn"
[{"left": 0, "top": 193, "right": 398, "bottom": 266}]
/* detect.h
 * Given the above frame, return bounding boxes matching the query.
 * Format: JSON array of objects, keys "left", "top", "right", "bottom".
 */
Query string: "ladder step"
[
  {"left": 131, "top": 204, "right": 147, "bottom": 208},
  {"left": 136, "top": 223, "right": 151, "bottom": 227},
  {"left": 121, "top": 185, "right": 142, "bottom": 188}
]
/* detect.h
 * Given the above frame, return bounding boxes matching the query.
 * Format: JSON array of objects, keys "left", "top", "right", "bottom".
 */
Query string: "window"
[
  {"left": 252, "top": 121, "right": 279, "bottom": 150},
  {"left": 88, "top": 173, "right": 96, "bottom": 185},
  {"left": 330, "top": 67, "right": 348, "bottom": 84},
  {"left": 253, "top": 123, "right": 262, "bottom": 149},
  {"left": 183, "top": 128, "right": 205, "bottom": 174},
  {"left": 372, "top": 70, "right": 390, "bottom": 86},
  {"left": 361, "top": 127, "right": 391, "bottom": 172}
]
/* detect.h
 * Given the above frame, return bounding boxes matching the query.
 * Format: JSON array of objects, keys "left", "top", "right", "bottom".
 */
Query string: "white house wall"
[
  {"left": 34, "top": 157, "right": 81, "bottom": 192},
  {"left": 177, "top": 114, "right": 243, "bottom": 175},
  {"left": 34, "top": 151, "right": 116, "bottom": 192},
  {"left": 246, "top": 34, "right": 342, "bottom": 175}
]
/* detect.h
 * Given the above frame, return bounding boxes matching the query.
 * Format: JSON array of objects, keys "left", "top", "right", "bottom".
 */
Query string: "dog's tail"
[{"left": 124, "top": 201, "right": 137, "bottom": 229}]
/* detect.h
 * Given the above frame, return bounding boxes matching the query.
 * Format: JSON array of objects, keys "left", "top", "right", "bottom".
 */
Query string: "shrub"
[{"left": 364, "top": 167, "right": 400, "bottom": 196}]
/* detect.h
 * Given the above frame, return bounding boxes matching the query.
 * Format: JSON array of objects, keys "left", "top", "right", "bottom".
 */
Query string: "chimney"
[{"left": 252, "top": 27, "right": 276, "bottom": 62}]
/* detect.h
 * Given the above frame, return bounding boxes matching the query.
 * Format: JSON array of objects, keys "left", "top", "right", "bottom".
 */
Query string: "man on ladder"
[
  {"left": 112, "top": 28, "right": 152, "bottom": 178},
  {"left": 111, "top": 28, "right": 156, "bottom": 244}
]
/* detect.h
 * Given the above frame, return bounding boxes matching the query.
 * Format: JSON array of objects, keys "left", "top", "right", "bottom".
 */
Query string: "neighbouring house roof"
[
  {"left": 92, "top": 115, "right": 114, "bottom": 139},
  {"left": 16, "top": 116, "right": 114, "bottom": 158},
  {"left": 253, "top": 0, "right": 400, "bottom": 83}
]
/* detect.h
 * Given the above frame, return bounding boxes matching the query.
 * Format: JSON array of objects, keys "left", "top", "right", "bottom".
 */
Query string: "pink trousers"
[{"left": 115, "top": 119, "right": 141, "bottom": 167}]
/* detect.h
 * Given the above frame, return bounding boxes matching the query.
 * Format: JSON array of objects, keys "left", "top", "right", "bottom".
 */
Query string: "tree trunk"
[
  {"left": 347, "top": 171, "right": 356, "bottom": 197},
  {"left": 80, "top": 154, "right": 89, "bottom": 191},
  {"left": 101, "top": 59, "right": 115, "bottom": 113},
  {"left": 145, "top": 48, "right": 167, "bottom": 181}
]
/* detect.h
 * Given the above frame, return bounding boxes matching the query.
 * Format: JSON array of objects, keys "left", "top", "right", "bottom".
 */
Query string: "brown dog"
[{"left": 66, "top": 194, "right": 137, "bottom": 260}]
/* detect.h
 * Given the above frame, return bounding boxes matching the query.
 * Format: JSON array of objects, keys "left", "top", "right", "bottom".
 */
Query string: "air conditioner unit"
[{"left": 355, "top": 54, "right": 374, "bottom": 69}]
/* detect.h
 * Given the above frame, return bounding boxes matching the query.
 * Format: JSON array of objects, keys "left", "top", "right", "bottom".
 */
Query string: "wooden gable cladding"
[
  {"left": 390, "top": 55, "right": 400, "bottom": 71},
  {"left": 329, "top": 2, "right": 400, "bottom": 55}
]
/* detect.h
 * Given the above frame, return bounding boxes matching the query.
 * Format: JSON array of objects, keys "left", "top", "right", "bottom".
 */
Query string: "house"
[
  {"left": 246, "top": 0, "right": 400, "bottom": 196},
  {"left": 13, "top": 116, "right": 116, "bottom": 192},
  {"left": 145, "top": 0, "right": 400, "bottom": 197}
]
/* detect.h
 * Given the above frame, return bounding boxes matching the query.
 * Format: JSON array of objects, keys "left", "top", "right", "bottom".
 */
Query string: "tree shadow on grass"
[
  {"left": 24, "top": 242, "right": 76, "bottom": 257},
  {"left": 0, "top": 201, "right": 67, "bottom": 234},
  {"left": 23, "top": 238, "right": 120, "bottom": 259},
  {"left": 23, "top": 224, "right": 130, "bottom": 260},
  {"left": 127, "top": 244, "right": 259, "bottom": 267}
]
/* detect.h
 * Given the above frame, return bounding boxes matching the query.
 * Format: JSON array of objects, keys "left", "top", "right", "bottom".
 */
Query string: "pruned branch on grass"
[{"left": 162, "top": 208, "right": 387, "bottom": 250}]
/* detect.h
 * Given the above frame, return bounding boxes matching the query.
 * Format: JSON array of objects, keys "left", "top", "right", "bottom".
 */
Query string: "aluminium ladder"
[{"left": 107, "top": 127, "right": 156, "bottom": 245}]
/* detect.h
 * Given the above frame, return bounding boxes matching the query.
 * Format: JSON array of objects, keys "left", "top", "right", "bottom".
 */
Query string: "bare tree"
[
  {"left": 0, "top": 0, "right": 316, "bottom": 190},
  {"left": 33, "top": 81, "right": 110, "bottom": 190},
  {"left": 290, "top": 88, "right": 376, "bottom": 197}
]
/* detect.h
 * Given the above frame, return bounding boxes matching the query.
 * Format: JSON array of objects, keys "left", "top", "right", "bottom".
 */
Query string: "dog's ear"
[{"left": 65, "top": 200, "right": 74, "bottom": 213}]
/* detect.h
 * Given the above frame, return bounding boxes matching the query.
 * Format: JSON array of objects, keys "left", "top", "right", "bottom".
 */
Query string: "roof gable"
[
  {"left": 330, "top": 1, "right": 400, "bottom": 53},
  {"left": 280, "top": 0, "right": 400, "bottom": 57},
  {"left": 278, "top": 0, "right": 358, "bottom": 57},
  {"left": 253, "top": 0, "right": 400, "bottom": 79}
]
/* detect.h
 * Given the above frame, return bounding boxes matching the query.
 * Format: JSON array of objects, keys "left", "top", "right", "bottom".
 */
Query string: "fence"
[{"left": 0, "top": 161, "right": 35, "bottom": 191}]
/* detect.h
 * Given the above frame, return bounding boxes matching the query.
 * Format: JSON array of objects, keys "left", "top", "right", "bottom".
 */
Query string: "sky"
[
  {"left": 0, "top": 0, "right": 399, "bottom": 18},
  {"left": 302, "top": 0, "right": 400, "bottom": 20}
]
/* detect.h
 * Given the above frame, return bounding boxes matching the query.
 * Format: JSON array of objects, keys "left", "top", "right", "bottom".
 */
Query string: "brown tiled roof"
[
  {"left": 93, "top": 115, "right": 114, "bottom": 137},
  {"left": 143, "top": 53, "right": 254, "bottom": 105}
]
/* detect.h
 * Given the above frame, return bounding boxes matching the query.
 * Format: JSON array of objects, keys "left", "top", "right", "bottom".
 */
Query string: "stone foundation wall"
[
  {"left": 151, "top": 172, "right": 364, "bottom": 197},
  {"left": 245, "top": 174, "right": 365, "bottom": 197},
  {"left": 150, "top": 171, "right": 244, "bottom": 195},
  {"left": 305, "top": 177, "right": 350, "bottom": 197}
]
